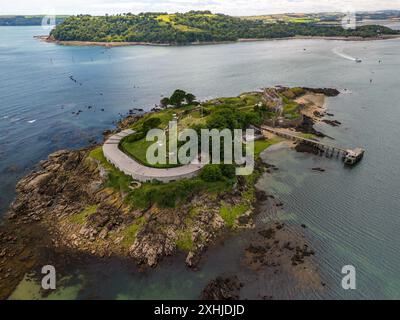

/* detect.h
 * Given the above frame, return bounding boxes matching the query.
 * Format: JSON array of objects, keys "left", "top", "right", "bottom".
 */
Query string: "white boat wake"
[{"left": 332, "top": 47, "right": 358, "bottom": 62}]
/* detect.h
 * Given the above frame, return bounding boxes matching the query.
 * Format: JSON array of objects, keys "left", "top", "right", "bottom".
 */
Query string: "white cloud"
[{"left": 1, "top": 0, "right": 399, "bottom": 16}]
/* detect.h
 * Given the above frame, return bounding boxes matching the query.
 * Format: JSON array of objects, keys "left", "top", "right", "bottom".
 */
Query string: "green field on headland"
[{"left": 119, "top": 90, "right": 271, "bottom": 168}]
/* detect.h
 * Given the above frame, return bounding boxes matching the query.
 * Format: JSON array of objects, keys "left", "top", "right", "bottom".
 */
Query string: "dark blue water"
[{"left": 2, "top": 27, "right": 400, "bottom": 299}]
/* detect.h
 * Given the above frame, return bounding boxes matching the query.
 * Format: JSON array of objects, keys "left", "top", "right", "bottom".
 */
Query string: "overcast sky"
[{"left": 1, "top": 0, "right": 399, "bottom": 16}]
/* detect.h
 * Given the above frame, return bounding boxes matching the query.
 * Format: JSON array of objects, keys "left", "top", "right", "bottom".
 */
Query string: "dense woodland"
[{"left": 50, "top": 11, "right": 399, "bottom": 44}]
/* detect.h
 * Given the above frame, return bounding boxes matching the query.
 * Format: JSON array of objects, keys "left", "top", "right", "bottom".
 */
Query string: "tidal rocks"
[
  {"left": 258, "top": 228, "right": 275, "bottom": 239},
  {"left": 322, "top": 119, "right": 341, "bottom": 127},
  {"left": 198, "top": 221, "right": 321, "bottom": 299},
  {"left": 117, "top": 115, "right": 141, "bottom": 129},
  {"left": 296, "top": 116, "right": 325, "bottom": 137},
  {"left": 129, "top": 230, "right": 176, "bottom": 267},
  {"left": 313, "top": 108, "right": 326, "bottom": 118},
  {"left": 302, "top": 87, "right": 340, "bottom": 97},
  {"left": 244, "top": 222, "right": 315, "bottom": 270},
  {"left": 291, "top": 245, "right": 315, "bottom": 266},
  {"left": 200, "top": 276, "right": 242, "bottom": 300},
  {"left": 312, "top": 167, "right": 326, "bottom": 172},
  {"left": 255, "top": 190, "right": 270, "bottom": 202}
]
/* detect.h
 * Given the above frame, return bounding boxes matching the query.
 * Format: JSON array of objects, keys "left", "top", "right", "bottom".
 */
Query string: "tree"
[
  {"left": 185, "top": 93, "right": 196, "bottom": 105},
  {"left": 160, "top": 97, "right": 170, "bottom": 108},
  {"left": 221, "top": 164, "right": 236, "bottom": 179},
  {"left": 200, "top": 165, "right": 223, "bottom": 182},
  {"left": 142, "top": 117, "right": 161, "bottom": 133},
  {"left": 169, "top": 89, "right": 187, "bottom": 107}
]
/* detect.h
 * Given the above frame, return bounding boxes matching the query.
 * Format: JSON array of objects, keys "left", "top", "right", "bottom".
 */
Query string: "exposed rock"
[
  {"left": 255, "top": 190, "right": 269, "bottom": 202},
  {"left": 129, "top": 228, "right": 177, "bottom": 267},
  {"left": 186, "top": 251, "right": 203, "bottom": 269},
  {"left": 117, "top": 115, "right": 141, "bottom": 129},
  {"left": 301, "top": 87, "right": 340, "bottom": 97},
  {"left": 296, "top": 116, "right": 325, "bottom": 137},
  {"left": 322, "top": 119, "right": 342, "bottom": 127},
  {"left": 102, "top": 130, "right": 113, "bottom": 137},
  {"left": 312, "top": 167, "right": 326, "bottom": 172},
  {"left": 313, "top": 110, "right": 325, "bottom": 118},
  {"left": 200, "top": 276, "right": 242, "bottom": 300}
]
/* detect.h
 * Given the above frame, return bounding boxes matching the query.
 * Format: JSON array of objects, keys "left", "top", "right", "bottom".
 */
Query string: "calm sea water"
[{"left": 1, "top": 27, "right": 400, "bottom": 299}]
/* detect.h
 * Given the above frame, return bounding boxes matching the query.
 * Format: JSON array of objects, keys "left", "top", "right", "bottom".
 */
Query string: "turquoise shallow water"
[{"left": 1, "top": 27, "right": 400, "bottom": 299}]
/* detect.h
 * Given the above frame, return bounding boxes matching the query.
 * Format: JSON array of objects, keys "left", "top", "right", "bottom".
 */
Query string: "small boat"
[{"left": 355, "top": 58, "right": 362, "bottom": 63}]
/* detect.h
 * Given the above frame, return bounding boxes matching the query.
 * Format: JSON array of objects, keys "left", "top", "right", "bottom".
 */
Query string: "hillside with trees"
[{"left": 50, "top": 11, "right": 399, "bottom": 44}]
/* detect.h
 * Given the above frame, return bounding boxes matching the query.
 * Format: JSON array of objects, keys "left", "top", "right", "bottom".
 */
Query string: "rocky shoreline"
[{"left": 200, "top": 222, "right": 323, "bottom": 300}]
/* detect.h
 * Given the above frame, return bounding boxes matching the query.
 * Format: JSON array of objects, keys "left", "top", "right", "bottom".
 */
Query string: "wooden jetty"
[{"left": 260, "top": 125, "right": 365, "bottom": 165}]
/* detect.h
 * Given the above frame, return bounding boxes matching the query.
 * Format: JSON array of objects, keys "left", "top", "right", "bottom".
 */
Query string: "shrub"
[
  {"left": 160, "top": 97, "right": 170, "bottom": 108},
  {"left": 200, "top": 165, "right": 223, "bottom": 182},
  {"left": 170, "top": 89, "right": 187, "bottom": 107},
  {"left": 142, "top": 117, "right": 162, "bottom": 133},
  {"left": 221, "top": 164, "right": 236, "bottom": 179},
  {"left": 185, "top": 93, "right": 196, "bottom": 105},
  {"left": 176, "top": 230, "right": 194, "bottom": 252},
  {"left": 106, "top": 170, "right": 133, "bottom": 192},
  {"left": 123, "top": 131, "right": 146, "bottom": 143},
  {"left": 220, "top": 203, "right": 250, "bottom": 228}
]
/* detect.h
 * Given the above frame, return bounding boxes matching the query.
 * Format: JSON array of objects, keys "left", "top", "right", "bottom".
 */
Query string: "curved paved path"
[{"left": 103, "top": 129, "right": 204, "bottom": 183}]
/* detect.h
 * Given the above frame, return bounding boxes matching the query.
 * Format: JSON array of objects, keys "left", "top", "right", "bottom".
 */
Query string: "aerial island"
[
  {"left": 41, "top": 11, "right": 400, "bottom": 46},
  {"left": 0, "top": 85, "right": 344, "bottom": 299}
]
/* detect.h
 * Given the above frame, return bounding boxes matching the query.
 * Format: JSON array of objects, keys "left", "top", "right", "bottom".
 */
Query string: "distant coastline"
[{"left": 36, "top": 34, "right": 400, "bottom": 48}]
